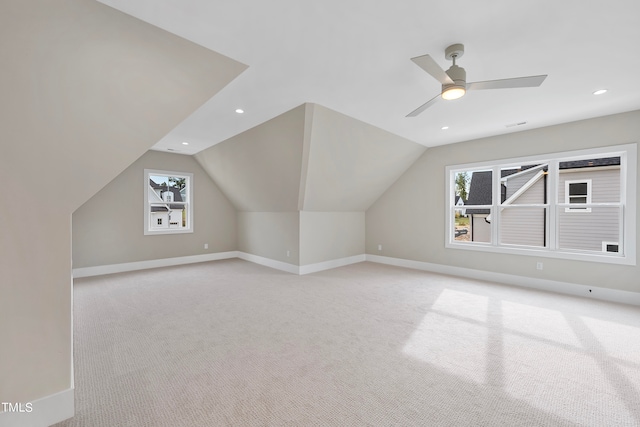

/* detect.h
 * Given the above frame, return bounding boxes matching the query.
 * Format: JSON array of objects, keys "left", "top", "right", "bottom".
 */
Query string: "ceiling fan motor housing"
[{"left": 442, "top": 64, "right": 466, "bottom": 99}]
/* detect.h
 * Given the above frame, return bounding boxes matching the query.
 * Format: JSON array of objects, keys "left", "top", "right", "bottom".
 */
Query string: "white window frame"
[
  {"left": 144, "top": 169, "right": 193, "bottom": 235},
  {"left": 445, "top": 143, "right": 637, "bottom": 265},
  {"left": 564, "top": 179, "right": 592, "bottom": 212}
]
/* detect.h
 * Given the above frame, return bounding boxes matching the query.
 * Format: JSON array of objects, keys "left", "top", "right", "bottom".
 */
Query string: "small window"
[
  {"left": 565, "top": 180, "right": 592, "bottom": 212},
  {"left": 144, "top": 169, "right": 193, "bottom": 235}
]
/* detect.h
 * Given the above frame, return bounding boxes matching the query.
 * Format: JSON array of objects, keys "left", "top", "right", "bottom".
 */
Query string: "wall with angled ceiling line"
[
  {"left": 0, "top": 0, "right": 246, "bottom": 423},
  {"left": 195, "top": 102, "right": 426, "bottom": 268},
  {"left": 366, "top": 110, "right": 640, "bottom": 293},
  {"left": 72, "top": 150, "right": 237, "bottom": 269}
]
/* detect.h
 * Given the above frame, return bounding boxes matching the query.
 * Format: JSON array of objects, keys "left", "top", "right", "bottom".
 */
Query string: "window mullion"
[
  {"left": 492, "top": 165, "right": 500, "bottom": 246},
  {"left": 619, "top": 151, "right": 627, "bottom": 255},
  {"left": 548, "top": 160, "right": 558, "bottom": 251}
]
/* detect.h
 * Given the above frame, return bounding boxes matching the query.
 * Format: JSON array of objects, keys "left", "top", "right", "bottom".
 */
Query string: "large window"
[
  {"left": 446, "top": 144, "right": 636, "bottom": 265},
  {"left": 144, "top": 169, "right": 193, "bottom": 235}
]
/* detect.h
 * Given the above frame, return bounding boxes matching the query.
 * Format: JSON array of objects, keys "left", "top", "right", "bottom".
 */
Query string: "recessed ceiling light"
[
  {"left": 181, "top": 142, "right": 189, "bottom": 145},
  {"left": 235, "top": 108, "right": 244, "bottom": 114},
  {"left": 441, "top": 126, "right": 449, "bottom": 130},
  {"left": 593, "top": 89, "right": 607, "bottom": 95}
]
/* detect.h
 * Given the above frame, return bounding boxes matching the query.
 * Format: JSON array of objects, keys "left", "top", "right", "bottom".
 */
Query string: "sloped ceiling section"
[
  {"left": 0, "top": 0, "right": 246, "bottom": 406},
  {"left": 302, "top": 104, "right": 427, "bottom": 211},
  {"left": 195, "top": 103, "right": 426, "bottom": 212},
  {"left": 2, "top": 0, "right": 248, "bottom": 213},
  {"left": 195, "top": 104, "right": 306, "bottom": 212}
]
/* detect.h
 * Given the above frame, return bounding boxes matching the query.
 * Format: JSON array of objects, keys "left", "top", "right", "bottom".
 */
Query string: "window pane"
[
  {"left": 149, "top": 204, "right": 188, "bottom": 229},
  {"left": 469, "top": 212, "right": 492, "bottom": 243},
  {"left": 451, "top": 208, "right": 492, "bottom": 243},
  {"left": 570, "top": 196, "right": 587, "bottom": 204},
  {"left": 557, "top": 206, "right": 621, "bottom": 253},
  {"left": 453, "top": 171, "right": 470, "bottom": 201},
  {"left": 558, "top": 156, "right": 620, "bottom": 203},
  {"left": 569, "top": 182, "right": 587, "bottom": 196},
  {"left": 466, "top": 170, "right": 492, "bottom": 206},
  {"left": 500, "top": 164, "right": 546, "bottom": 205},
  {"left": 454, "top": 169, "right": 492, "bottom": 244},
  {"left": 453, "top": 210, "right": 470, "bottom": 242},
  {"left": 499, "top": 207, "right": 546, "bottom": 247}
]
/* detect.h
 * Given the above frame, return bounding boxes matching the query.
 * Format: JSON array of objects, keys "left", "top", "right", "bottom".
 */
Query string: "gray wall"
[
  {"left": 0, "top": 0, "right": 245, "bottom": 410},
  {"left": 196, "top": 103, "right": 424, "bottom": 267},
  {"left": 299, "top": 212, "right": 365, "bottom": 265},
  {"left": 366, "top": 110, "right": 640, "bottom": 293},
  {"left": 195, "top": 105, "right": 306, "bottom": 212},
  {"left": 237, "top": 212, "right": 300, "bottom": 264},
  {"left": 302, "top": 104, "right": 426, "bottom": 211},
  {"left": 73, "top": 151, "right": 237, "bottom": 268}
]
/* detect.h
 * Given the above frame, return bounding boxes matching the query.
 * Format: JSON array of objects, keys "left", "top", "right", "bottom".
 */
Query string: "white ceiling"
[{"left": 98, "top": 0, "right": 640, "bottom": 155}]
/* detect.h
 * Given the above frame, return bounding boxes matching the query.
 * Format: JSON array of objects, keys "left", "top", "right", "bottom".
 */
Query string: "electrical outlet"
[
  {"left": 536, "top": 262, "right": 543, "bottom": 270},
  {"left": 378, "top": 244, "right": 382, "bottom": 251},
  {"left": 204, "top": 243, "right": 208, "bottom": 249},
  {"left": 286, "top": 250, "right": 290, "bottom": 257}
]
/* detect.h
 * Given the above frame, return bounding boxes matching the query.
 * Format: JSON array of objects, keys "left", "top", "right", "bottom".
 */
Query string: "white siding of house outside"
[
  {"left": 504, "top": 168, "right": 543, "bottom": 199},
  {"left": 471, "top": 214, "right": 491, "bottom": 243},
  {"left": 168, "top": 208, "right": 184, "bottom": 228},
  {"left": 557, "top": 167, "right": 620, "bottom": 252},
  {"left": 151, "top": 211, "right": 169, "bottom": 229},
  {"left": 500, "top": 176, "right": 546, "bottom": 247}
]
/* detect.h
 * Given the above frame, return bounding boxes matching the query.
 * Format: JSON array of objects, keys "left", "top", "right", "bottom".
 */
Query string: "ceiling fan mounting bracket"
[{"left": 445, "top": 43, "right": 464, "bottom": 61}]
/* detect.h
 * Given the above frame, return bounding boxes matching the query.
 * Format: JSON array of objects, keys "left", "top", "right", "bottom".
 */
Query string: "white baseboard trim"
[
  {"left": 237, "top": 252, "right": 300, "bottom": 274},
  {"left": 72, "top": 251, "right": 239, "bottom": 278},
  {"left": 71, "top": 252, "right": 638, "bottom": 305},
  {"left": 299, "top": 254, "right": 366, "bottom": 275},
  {"left": 71, "top": 251, "right": 365, "bottom": 278},
  {"left": 0, "top": 388, "right": 74, "bottom": 427},
  {"left": 236, "top": 252, "right": 366, "bottom": 275},
  {"left": 365, "top": 254, "right": 640, "bottom": 306}
]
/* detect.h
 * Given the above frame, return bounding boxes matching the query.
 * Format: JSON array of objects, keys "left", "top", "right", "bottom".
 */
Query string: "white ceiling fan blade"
[
  {"left": 411, "top": 54, "right": 454, "bottom": 85},
  {"left": 406, "top": 93, "right": 441, "bottom": 117},
  {"left": 467, "top": 75, "right": 547, "bottom": 91}
]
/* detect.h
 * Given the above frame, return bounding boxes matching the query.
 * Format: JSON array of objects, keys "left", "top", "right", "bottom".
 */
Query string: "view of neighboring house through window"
[
  {"left": 144, "top": 169, "right": 193, "bottom": 235},
  {"left": 446, "top": 144, "right": 636, "bottom": 265}
]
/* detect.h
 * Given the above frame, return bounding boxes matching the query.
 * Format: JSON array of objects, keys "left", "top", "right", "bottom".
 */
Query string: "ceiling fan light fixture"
[
  {"left": 442, "top": 85, "right": 466, "bottom": 100},
  {"left": 407, "top": 43, "right": 546, "bottom": 117}
]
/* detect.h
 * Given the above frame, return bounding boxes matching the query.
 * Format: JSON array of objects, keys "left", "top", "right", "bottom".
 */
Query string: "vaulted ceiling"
[
  {"left": 195, "top": 104, "right": 426, "bottom": 212},
  {"left": 98, "top": 0, "right": 640, "bottom": 156}
]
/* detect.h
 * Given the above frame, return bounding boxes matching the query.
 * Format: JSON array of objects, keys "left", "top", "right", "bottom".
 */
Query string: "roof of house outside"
[
  {"left": 149, "top": 179, "right": 184, "bottom": 202},
  {"left": 465, "top": 171, "right": 492, "bottom": 214},
  {"left": 150, "top": 204, "right": 185, "bottom": 212},
  {"left": 559, "top": 157, "right": 620, "bottom": 170}
]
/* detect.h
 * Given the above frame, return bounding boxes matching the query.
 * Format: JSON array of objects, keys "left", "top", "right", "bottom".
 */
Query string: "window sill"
[
  {"left": 144, "top": 229, "right": 194, "bottom": 236},
  {"left": 445, "top": 241, "right": 635, "bottom": 266}
]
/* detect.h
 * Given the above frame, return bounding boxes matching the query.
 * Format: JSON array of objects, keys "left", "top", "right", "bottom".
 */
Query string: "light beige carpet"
[{"left": 56, "top": 260, "right": 640, "bottom": 426}]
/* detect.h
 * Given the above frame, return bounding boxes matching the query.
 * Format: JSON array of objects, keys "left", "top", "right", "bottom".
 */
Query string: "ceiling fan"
[{"left": 407, "top": 43, "right": 547, "bottom": 117}]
